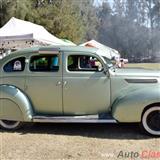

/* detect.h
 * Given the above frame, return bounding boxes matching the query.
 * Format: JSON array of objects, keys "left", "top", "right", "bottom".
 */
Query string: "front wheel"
[
  {"left": 141, "top": 106, "right": 160, "bottom": 136},
  {"left": 0, "top": 120, "right": 23, "bottom": 130}
]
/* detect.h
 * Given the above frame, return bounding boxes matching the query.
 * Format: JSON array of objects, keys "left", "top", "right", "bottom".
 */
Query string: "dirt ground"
[{"left": 0, "top": 123, "right": 160, "bottom": 160}]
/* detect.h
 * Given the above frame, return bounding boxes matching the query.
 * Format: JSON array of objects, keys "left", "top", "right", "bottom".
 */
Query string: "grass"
[{"left": 126, "top": 63, "right": 160, "bottom": 70}]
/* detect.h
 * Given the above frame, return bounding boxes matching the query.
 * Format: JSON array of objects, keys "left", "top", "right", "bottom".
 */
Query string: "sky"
[{"left": 94, "top": 0, "right": 114, "bottom": 7}]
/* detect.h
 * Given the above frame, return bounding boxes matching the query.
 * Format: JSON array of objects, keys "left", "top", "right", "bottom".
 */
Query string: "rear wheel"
[
  {"left": 141, "top": 106, "right": 160, "bottom": 136},
  {"left": 0, "top": 120, "right": 23, "bottom": 130}
]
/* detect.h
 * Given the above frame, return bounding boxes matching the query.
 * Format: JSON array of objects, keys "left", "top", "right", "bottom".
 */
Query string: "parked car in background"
[{"left": 0, "top": 46, "right": 160, "bottom": 136}]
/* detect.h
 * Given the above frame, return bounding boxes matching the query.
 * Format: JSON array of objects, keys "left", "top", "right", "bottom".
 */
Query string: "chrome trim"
[
  {"left": 39, "top": 48, "right": 59, "bottom": 54},
  {"left": 125, "top": 79, "right": 158, "bottom": 83},
  {"left": 33, "top": 115, "right": 117, "bottom": 123}
]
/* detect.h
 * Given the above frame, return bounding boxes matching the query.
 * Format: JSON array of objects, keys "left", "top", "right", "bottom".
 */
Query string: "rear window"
[
  {"left": 3, "top": 57, "right": 26, "bottom": 72},
  {"left": 29, "top": 55, "right": 59, "bottom": 72}
]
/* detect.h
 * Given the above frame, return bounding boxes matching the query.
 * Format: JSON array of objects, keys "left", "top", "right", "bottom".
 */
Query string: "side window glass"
[
  {"left": 3, "top": 57, "right": 26, "bottom": 72},
  {"left": 29, "top": 55, "right": 59, "bottom": 72},
  {"left": 68, "top": 55, "right": 103, "bottom": 72}
]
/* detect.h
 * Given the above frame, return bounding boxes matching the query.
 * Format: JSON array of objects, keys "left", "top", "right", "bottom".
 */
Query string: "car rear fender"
[
  {"left": 0, "top": 85, "right": 33, "bottom": 122},
  {"left": 112, "top": 85, "right": 160, "bottom": 122}
]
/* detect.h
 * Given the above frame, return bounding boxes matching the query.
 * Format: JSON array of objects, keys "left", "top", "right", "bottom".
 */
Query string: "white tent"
[
  {"left": 0, "top": 17, "right": 76, "bottom": 49},
  {"left": 80, "top": 40, "right": 120, "bottom": 59}
]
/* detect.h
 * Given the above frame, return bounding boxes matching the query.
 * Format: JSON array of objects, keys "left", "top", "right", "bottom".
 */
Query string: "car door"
[
  {"left": 63, "top": 52, "right": 111, "bottom": 115},
  {"left": 25, "top": 53, "right": 63, "bottom": 115}
]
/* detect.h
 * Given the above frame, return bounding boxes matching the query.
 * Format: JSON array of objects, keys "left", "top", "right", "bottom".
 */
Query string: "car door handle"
[
  {"left": 56, "top": 81, "right": 62, "bottom": 86},
  {"left": 63, "top": 81, "right": 67, "bottom": 86}
]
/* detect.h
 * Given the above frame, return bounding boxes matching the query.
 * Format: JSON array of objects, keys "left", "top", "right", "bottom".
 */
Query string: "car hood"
[{"left": 114, "top": 68, "right": 160, "bottom": 78}]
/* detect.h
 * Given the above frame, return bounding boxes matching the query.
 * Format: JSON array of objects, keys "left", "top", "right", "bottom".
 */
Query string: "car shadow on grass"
[{"left": 0, "top": 123, "right": 154, "bottom": 140}]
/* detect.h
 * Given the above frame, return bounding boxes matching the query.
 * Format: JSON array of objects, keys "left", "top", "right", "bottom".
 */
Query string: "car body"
[{"left": 0, "top": 46, "right": 160, "bottom": 136}]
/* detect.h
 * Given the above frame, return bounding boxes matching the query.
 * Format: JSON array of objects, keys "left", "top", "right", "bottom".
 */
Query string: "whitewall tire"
[
  {"left": 141, "top": 106, "right": 160, "bottom": 136},
  {"left": 0, "top": 120, "right": 23, "bottom": 130}
]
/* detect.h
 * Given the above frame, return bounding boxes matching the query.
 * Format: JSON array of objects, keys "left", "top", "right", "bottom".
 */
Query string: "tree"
[
  {"left": 73, "top": 0, "right": 99, "bottom": 41},
  {"left": 97, "top": 0, "right": 160, "bottom": 62},
  {"left": 0, "top": 0, "right": 33, "bottom": 26},
  {"left": 152, "top": 0, "right": 160, "bottom": 29},
  {"left": 31, "top": 0, "right": 85, "bottom": 43},
  {"left": 0, "top": 0, "right": 87, "bottom": 43},
  {"left": 0, "top": 0, "right": 8, "bottom": 27},
  {"left": 112, "top": 0, "right": 126, "bottom": 17}
]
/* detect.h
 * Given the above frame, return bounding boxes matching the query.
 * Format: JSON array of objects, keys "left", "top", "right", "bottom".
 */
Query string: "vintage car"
[{"left": 0, "top": 46, "right": 160, "bottom": 136}]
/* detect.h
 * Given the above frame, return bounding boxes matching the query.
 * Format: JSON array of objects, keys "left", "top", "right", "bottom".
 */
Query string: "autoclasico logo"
[{"left": 117, "top": 150, "right": 160, "bottom": 159}]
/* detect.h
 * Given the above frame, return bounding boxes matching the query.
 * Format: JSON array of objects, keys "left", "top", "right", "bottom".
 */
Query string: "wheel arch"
[
  {"left": 112, "top": 86, "right": 160, "bottom": 123},
  {"left": 0, "top": 85, "right": 33, "bottom": 122}
]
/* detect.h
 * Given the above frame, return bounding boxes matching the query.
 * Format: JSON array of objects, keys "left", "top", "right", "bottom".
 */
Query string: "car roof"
[{"left": 4, "top": 46, "right": 98, "bottom": 58}]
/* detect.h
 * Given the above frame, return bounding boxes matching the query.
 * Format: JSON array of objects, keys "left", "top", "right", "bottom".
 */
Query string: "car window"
[
  {"left": 29, "top": 55, "right": 59, "bottom": 72},
  {"left": 3, "top": 57, "right": 26, "bottom": 72},
  {"left": 68, "top": 55, "right": 103, "bottom": 72}
]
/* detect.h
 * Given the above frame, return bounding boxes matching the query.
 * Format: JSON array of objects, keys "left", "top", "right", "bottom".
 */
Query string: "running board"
[{"left": 32, "top": 115, "right": 117, "bottom": 123}]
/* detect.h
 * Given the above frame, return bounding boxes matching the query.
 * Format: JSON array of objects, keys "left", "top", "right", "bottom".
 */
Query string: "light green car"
[{"left": 0, "top": 46, "right": 160, "bottom": 136}]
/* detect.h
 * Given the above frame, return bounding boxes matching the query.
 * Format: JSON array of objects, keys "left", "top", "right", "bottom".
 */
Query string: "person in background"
[
  {"left": 117, "top": 59, "right": 125, "bottom": 68},
  {"left": 80, "top": 56, "right": 91, "bottom": 68}
]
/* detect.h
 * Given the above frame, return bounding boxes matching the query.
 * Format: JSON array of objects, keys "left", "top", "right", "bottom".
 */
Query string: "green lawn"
[{"left": 126, "top": 63, "right": 160, "bottom": 70}]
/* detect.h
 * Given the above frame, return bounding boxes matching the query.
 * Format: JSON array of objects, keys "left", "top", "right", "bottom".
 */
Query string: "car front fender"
[
  {"left": 0, "top": 85, "right": 33, "bottom": 122},
  {"left": 112, "top": 84, "right": 160, "bottom": 122}
]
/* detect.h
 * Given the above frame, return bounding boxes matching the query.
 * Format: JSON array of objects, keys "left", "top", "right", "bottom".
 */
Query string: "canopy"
[
  {"left": 80, "top": 40, "right": 120, "bottom": 59},
  {"left": 0, "top": 17, "right": 76, "bottom": 49}
]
